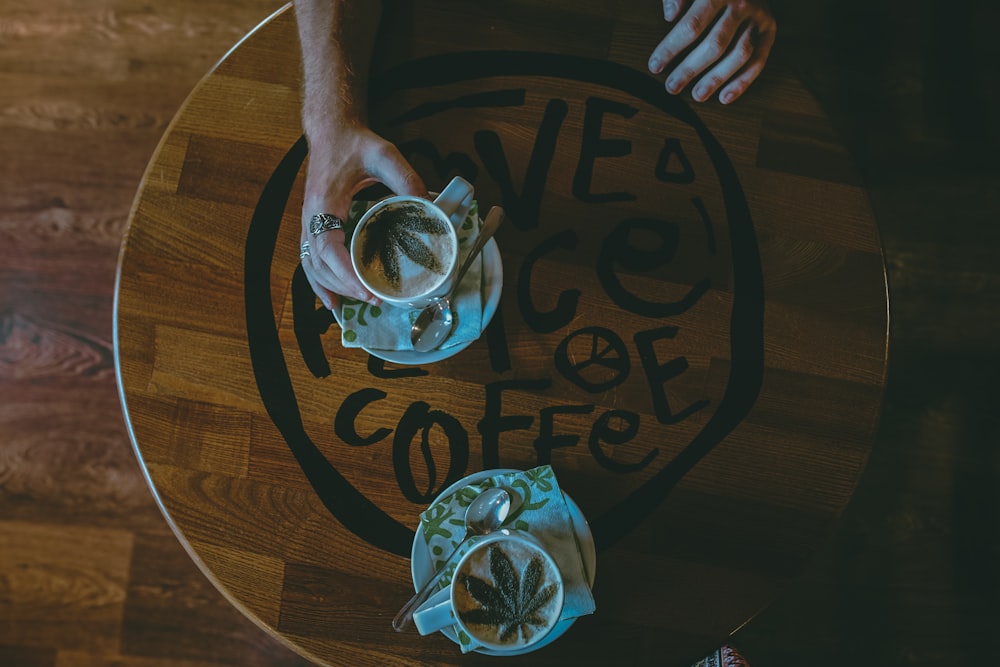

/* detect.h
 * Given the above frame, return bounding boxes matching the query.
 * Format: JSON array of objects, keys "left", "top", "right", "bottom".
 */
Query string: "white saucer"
[
  {"left": 332, "top": 239, "right": 502, "bottom": 365},
  {"left": 410, "top": 469, "right": 596, "bottom": 656}
]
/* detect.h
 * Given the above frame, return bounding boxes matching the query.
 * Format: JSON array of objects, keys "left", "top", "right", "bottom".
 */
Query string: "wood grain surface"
[
  {"left": 3, "top": 1, "right": 998, "bottom": 666},
  {"left": 113, "top": 3, "right": 888, "bottom": 666}
]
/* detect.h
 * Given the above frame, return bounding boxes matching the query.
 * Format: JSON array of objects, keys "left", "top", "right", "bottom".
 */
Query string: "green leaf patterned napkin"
[
  {"left": 417, "top": 466, "right": 596, "bottom": 653},
  {"left": 339, "top": 199, "right": 485, "bottom": 351}
]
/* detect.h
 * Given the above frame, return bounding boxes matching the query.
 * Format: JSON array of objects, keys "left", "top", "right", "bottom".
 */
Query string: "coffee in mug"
[
  {"left": 453, "top": 538, "right": 563, "bottom": 649},
  {"left": 349, "top": 176, "right": 473, "bottom": 308},
  {"left": 354, "top": 200, "right": 457, "bottom": 300},
  {"left": 412, "top": 530, "right": 565, "bottom": 653}
]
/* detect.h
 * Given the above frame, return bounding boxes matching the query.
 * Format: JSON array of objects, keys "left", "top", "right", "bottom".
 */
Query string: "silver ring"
[
  {"left": 299, "top": 241, "right": 310, "bottom": 260},
  {"left": 310, "top": 213, "right": 344, "bottom": 236}
]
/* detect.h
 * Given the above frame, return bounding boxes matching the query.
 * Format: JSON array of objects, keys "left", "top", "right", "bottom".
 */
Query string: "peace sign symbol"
[{"left": 554, "top": 326, "right": 631, "bottom": 393}]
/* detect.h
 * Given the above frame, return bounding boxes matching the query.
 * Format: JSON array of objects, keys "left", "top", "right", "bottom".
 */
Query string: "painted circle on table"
[{"left": 244, "top": 52, "right": 764, "bottom": 557}]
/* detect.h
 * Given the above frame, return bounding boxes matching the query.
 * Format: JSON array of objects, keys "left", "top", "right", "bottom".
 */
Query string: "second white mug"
[{"left": 412, "top": 530, "right": 565, "bottom": 653}]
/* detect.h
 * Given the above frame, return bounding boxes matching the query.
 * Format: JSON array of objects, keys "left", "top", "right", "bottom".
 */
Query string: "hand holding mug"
[{"left": 300, "top": 125, "right": 428, "bottom": 309}]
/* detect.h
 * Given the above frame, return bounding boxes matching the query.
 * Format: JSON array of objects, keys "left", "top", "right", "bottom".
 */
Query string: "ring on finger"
[
  {"left": 310, "top": 213, "right": 344, "bottom": 236},
  {"left": 299, "top": 241, "right": 311, "bottom": 259}
]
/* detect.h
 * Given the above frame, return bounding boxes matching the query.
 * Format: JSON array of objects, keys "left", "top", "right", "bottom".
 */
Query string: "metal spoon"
[
  {"left": 392, "top": 487, "right": 512, "bottom": 632},
  {"left": 410, "top": 206, "right": 505, "bottom": 352}
]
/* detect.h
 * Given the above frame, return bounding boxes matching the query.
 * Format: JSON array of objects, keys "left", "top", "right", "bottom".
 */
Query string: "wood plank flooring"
[{"left": 2, "top": 1, "right": 998, "bottom": 665}]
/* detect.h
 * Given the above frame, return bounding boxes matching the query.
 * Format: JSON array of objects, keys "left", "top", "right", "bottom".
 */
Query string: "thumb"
[{"left": 369, "top": 141, "right": 428, "bottom": 197}]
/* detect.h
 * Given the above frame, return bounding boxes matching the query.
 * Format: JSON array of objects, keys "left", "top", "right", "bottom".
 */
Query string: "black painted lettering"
[
  {"left": 589, "top": 409, "right": 656, "bottom": 473},
  {"left": 393, "top": 402, "right": 469, "bottom": 504},
  {"left": 291, "top": 265, "right": 336, "bottom": 379},
  {"left": 573, "top": 97, "right": 638, "bottom": 203},
  {"left": 248, "top": 53, "right": 766, "bottom": 556},
  {"left": 475, "top": 98, "right": 568, "bottom": 231},
  {"left": 484, "top": 300, "right": 511, "bottom": 373},
  {"left": 655, "top": 137, "right": 695, "bottom": 183},
  {"left": 478, "top": 378, "right": 552, "bottom": 468},
  {"left": 367, "top": 356, "right": 428, "bottom": 379},
  {"left": 598, "top": 217, "right": 710, "bottom": 317},
  {"left": 334, "top": 388, "right": 393, "bottom": 446},
  {"left": 389, "top": 89, "right": 527, "bottom": 125},
  {"left": 633, "top": 327, "right": 709, "bottom": 425},
  {"left": 518, "top": 229, "right": 581, "bottom": 333},
  {"left": 554, "top": 326, "right": 630, "bottom": 392},
  {"left": 534, "top": 404, "right": 596, "bottom": 464}
]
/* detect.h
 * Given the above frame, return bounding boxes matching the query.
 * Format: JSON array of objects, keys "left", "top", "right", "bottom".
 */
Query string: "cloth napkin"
[
  {"left": 417, "top": 466, "right": 596, "bottom": 653},
  {"left": 339, "top": 199, "right": 485, "bottom": 351}
]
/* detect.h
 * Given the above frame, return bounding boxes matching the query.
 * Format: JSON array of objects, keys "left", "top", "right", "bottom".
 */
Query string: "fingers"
[
  {"left": 716, "top": 22, "right": 775, "bottom": 104},
  {"left": 649, "top": 0, "right": 722, "bottom": 75},
  {"left": 366, "top": 140, "right": 428, "bottom": 198},
  {"left": 664, "top": 8, "right": 742, "bottom": 95},
  {"left": 688, "top": 19, "right": 754, "bottom": 102},
  {"left": 302, "top": 268, "right": 339, "bottom": 312},
  {"left": 649, "top": 0, "right": 775, "bottom": 103},
  {"left": 301, "top": 229, "right": 380, "bottom": 309}
]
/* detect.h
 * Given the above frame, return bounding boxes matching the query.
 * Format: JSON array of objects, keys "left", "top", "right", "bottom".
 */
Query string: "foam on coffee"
[
  {"left": 453, "top": 541, "right": 563, "bottom": 649},
  {"left": 354, "top": 202, "right": 456, "bottom": 299}
]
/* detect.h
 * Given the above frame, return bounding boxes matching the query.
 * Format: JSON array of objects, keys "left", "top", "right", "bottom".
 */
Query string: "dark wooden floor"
[{"left": 2, "top": 1, "right": 997, "bottom": 666}]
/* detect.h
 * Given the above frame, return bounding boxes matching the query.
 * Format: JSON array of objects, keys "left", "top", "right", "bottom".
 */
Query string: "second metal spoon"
[{"left": 392, "top": 487, "right": 511, "bottom": 631}]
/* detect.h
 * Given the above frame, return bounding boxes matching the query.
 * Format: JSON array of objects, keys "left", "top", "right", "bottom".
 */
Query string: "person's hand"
[
  {"left": 300, "top": 124, "right": 427, "bottom": 310},
  {"left": 648, "top": 0, "right": 776, "bottom": 104}
]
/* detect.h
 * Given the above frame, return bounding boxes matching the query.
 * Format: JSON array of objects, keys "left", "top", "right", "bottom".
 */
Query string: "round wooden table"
[{"left": 114, "top": 3, "right": 889, "bottom": 665}]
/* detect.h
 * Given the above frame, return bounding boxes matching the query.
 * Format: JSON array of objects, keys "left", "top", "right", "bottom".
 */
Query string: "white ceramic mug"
[
  {"left": 350, "top": 176, "right": 473, "bottom": 308},
  {"left": 412, "top": 530, "right": 565, "bottom": 653}
]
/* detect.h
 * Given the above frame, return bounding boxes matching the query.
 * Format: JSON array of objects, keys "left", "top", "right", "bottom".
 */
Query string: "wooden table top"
[{"left": 114, "top": 2, "right": 889, "bottom": 665}]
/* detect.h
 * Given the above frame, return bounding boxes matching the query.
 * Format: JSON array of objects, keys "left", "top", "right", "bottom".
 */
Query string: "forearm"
[
  {"left": 293, "top": 0, "right": 425, "bottom": 308},
  {"left": 294, "top": 0, "right": 381, "bottom": 138}
]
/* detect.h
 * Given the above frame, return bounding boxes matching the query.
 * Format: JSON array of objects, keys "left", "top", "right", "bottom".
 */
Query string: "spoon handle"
[
  {"left": 449, "top": 206, "right": 505, "bottom": 297},
  {"left": 391, "top": 539, "right": 466, "bottom": 632}
]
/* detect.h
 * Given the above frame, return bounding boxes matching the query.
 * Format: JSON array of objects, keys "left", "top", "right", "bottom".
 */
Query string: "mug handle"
[
  {"left": 411, "top": 585, "right": 454, "bottom": 636},
  {"left": 432, "top": 176, "right": 474, "bottom": 227}
]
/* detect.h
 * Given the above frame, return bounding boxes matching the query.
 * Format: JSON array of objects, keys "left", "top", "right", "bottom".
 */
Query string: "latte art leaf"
[
  {"left": 396, "top": 210, "right": 449, "bottom": 236},
  {"left": 458, "top": 545, "right": 559, "bottom": 644},
  {"left": 360, "top": 205, "right": 450, "bottom": 289},
  {"left": 391, "top": 227, "right": 445, "bottom": 277},
  {"left": 378, "top": 239, "right": 401, "bottom": 288}
]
